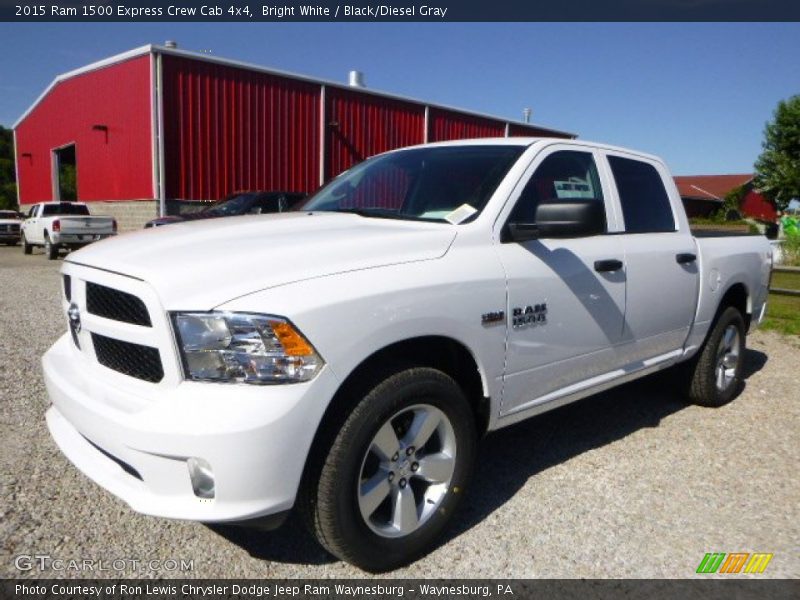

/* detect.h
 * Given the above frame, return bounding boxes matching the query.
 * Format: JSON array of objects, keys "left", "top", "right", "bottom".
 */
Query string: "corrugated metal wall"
[
  {"left": 17, "top": 49, "right": 575, "bottom": 206},
  {"left": 325, "top": 87, "right": 425, "bottom": 180},
  {"left": 15, "top": 56, "right": 153, "bottom": 204},
  {"left": 161, "top": 55, "right": 573, "bottom": 200},
  {"left": 161, "top": 55, "right": 321, "bottom": 200},
  {"left": 428, "top": 108, "right": 506, "bottom": 142}
]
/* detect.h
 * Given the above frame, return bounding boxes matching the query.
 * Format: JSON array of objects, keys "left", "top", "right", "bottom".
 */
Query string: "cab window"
[
  {"left": 508, "top": 150, "right": 605, "bottom": 231},
  {"left": 608, "top": 156, "right": 675, "bottom": 233}
]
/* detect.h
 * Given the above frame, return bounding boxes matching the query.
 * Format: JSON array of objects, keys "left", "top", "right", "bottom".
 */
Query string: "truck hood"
[{"left": 67, "top": 212, "right": 456, "bottom": 308}]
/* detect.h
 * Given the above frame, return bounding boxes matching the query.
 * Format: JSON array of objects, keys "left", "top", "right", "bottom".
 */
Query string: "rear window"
[
  {"left": 41, "top": 203, "right": 90, "bottom": 216},
  {"left": 609, "top": 156, "right": 675, "bottom": 233}
]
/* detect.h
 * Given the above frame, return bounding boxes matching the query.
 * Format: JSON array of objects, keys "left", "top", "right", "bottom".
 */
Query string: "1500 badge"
[{"left": 512, "top": 303, "right": 547, "bottom": 328}]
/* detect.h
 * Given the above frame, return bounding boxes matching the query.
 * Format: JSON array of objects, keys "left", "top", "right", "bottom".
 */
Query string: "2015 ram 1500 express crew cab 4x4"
[{"left": 43, "top": 139, "right": 772, "bottom": 571}]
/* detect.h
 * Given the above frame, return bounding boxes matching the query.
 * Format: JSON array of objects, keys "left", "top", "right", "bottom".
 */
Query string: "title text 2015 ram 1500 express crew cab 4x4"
[{"left": 43, "top": 139, "right": 772, "bottom": 571}]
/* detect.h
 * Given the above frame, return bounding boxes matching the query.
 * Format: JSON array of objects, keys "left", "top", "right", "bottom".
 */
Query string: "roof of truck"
[{"left": 402, "top": 137, "right": 664, "bottom": 162}]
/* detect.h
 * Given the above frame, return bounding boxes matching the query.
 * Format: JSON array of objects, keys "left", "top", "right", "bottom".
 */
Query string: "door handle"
[
  {"left": 676, "top": 253, "right": 697, "bottom": 264},
  {"left": 594, "top": 259, "right": 623, "bottom": 272}
]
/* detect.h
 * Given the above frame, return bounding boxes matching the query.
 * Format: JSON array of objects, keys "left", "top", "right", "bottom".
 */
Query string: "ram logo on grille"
[
  {"left": 67, "top": 302, "right": 81, "bottom": 348},
  {"left": 67, "top": 303, "right": 81, "bottom": 334}
]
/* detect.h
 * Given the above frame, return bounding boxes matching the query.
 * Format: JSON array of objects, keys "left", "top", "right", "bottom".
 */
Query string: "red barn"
[
  {"left": 674, "top": 174, "right": 777, "bottom": 221},
  {"left": 14, "top": 44, "right": 574, "bottom": 229}
]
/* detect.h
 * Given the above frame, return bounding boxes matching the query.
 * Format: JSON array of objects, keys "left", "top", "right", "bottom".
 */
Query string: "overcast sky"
[{"left": 1, "top": 22, "right": 798, "bottom": 175}]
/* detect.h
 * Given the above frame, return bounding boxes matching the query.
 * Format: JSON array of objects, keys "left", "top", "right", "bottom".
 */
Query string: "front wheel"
[
  {"left": 21, "top": 233, "right": 32, "bottom": 255},
  {"left": 303, "top": 367, "right": 477, "bottom": 572},
  {"left": 685, "top": 306, "right": 746, "bottom": 407}
]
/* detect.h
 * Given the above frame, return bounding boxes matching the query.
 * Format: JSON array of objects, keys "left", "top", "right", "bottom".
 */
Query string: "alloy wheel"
[{"left": 357, "top": 404, "right": 456, "bottom": 538}]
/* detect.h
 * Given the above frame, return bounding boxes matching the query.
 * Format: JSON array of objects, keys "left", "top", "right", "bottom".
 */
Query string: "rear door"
[
  {"left": 496, "top": 144, "right": 627, "bottom": 416},
  {"left": 603, "top": 153, "right": 699, "bottom": 364}
]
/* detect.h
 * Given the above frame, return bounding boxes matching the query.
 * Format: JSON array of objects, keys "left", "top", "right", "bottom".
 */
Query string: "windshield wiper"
[
  {"left": 330, "top": 208, "right": 408, "bottom": 220},
  {"left": 330, "top": 208, "right": 447, "bottom": 223}
]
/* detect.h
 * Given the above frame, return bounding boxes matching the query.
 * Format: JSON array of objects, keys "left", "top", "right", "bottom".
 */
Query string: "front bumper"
[
  {"left": 0, "top": 232, "right": 20, "bottom": 241},
  {"left": 43, "top": 333, "right": 340, "bottom": 522}
]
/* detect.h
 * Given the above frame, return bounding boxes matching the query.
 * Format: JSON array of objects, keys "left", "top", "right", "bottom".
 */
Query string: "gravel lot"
[{"left": 1, "top": 245, "right": 798, "bottom": 579}]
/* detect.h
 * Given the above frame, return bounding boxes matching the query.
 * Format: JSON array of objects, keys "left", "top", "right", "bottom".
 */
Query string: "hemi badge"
[{"left": 481, "top": 311, "right": 505, "bottom": 325}]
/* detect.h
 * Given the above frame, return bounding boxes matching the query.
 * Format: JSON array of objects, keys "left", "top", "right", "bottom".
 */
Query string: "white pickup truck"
[
  {"left": 0, "top": 210, "right": 23, "bottom": 245},
  {"left": 42, "top": 139, "right": 771, "bottom": 571},
  {"left": 21, "top": 202, "right": 116, "bottom": 260}
]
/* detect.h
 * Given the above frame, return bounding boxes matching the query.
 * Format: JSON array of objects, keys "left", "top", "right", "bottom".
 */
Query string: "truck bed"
[{"left": 684, "top": 233, "right": 772, "bottom": 355}]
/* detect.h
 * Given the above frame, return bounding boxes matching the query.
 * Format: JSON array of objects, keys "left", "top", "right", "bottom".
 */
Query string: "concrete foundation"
[{"left": 89, "top": 200, "right": 159, "bottom": 232}]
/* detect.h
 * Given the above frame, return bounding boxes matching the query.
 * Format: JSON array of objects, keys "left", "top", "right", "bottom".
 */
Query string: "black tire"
[
  {"left": 45, "top": 234, "right": 58, "bottom": 260},
  {"left": 685, "top": 306, "right": 746, "bottom": 407},
  {"left": 302, "top": 366, "right": 477, "bottom": 572},
  {"left": 22, "top": 233, "right": 32, "bottom": 255}
]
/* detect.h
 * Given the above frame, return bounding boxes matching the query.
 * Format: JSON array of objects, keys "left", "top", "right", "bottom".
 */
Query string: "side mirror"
[{"left": 505, "top": 199, "right": 605, "bottom": 242}]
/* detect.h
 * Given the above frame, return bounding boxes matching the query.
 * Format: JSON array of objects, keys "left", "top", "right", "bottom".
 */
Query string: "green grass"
[
  {"left": 771, "top": 270, "right": 800, "bottom": 290},
  {"left": 758, "top": 268, "right": 800, "bottom": 336},
  {"left": 779, "top": 234, "right": 800, "bottom": 266},
  {"left": 761, "top": 293, "right": 800, "bottom": 336},
  {"left": 688, "top": 218, "right": 761, "bottom": 235}
]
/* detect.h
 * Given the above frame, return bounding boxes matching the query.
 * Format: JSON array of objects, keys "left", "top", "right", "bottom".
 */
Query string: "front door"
[{"left": 497, "top": 147, "right": 626, "bottom": 416}]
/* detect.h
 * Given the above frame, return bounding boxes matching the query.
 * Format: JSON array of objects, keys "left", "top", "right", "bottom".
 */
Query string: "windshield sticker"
[
  {"left": 444, "top": 204, "right": 478, "bottom": 224},
  {"left": 554, "top": 178, "right": 594, "bottom": 199},
  {"left": 418, "top": 210, "right": 452, "bottom": 219}
]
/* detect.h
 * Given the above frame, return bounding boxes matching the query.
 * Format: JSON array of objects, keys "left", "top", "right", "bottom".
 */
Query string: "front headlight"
[{"left": 172, "top": 312, "right": 323, "bottom": 384}]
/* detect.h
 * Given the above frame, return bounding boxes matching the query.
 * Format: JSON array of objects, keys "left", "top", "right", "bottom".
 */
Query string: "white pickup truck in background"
[
  {"left": 0, "top": 209, "right": 23, "bottom": 245},
  {"left": 42, "top": 138, "right": 771, "bottom": 572},
  {"left": 21, "top": 202, "right": 116, "bottom": 260}
]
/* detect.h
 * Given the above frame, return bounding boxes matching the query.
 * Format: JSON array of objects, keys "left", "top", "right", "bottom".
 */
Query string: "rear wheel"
[
  {"left": 685, "top": 306, "right": 746, "bottom": 407},
  {"left": 45, "top": 234, "right": 58, "bottom": 260},
  {"left": 303, "top": 367, "right": 477, "bottom": 572},
  {"left": 21, "top": 233, "right": 32, "bottom": 255}
]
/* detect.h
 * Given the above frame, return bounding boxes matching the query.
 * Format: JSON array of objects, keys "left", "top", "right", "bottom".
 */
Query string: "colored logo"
[{"left": 696, "top": 552, "right": 773, "bottom": 574}]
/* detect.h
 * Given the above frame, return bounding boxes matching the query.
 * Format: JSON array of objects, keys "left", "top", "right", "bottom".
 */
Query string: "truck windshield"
[
  {"left": 300, "top": 145, "right": 524, "bottom": 223},
  {"left": 41, "top": 204, "right": 90, "bottom": 216}
]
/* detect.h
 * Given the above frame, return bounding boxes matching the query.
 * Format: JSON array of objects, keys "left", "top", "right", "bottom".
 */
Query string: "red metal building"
[{"left": 14, "top": 44, "right": 574, "bottom": 228}]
